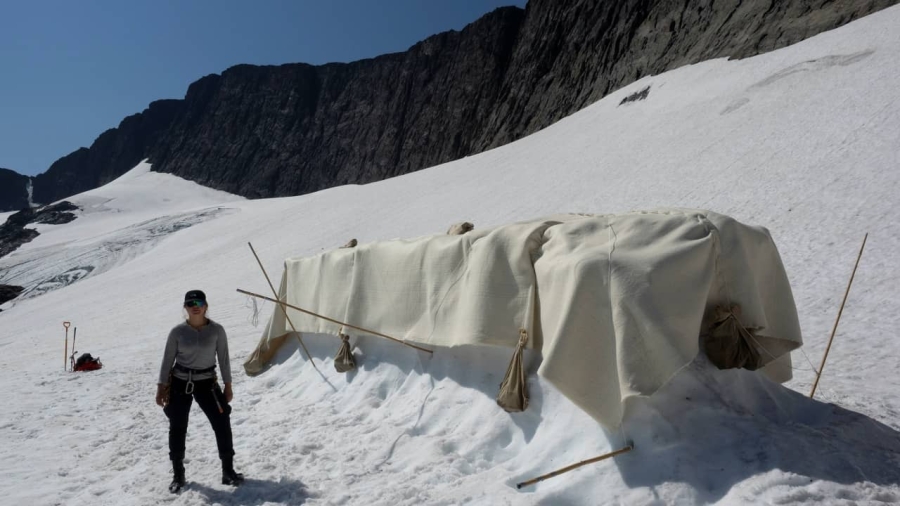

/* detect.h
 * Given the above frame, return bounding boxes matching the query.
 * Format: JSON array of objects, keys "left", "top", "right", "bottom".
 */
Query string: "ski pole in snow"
[
  {"left": 247, "top": 242, "right": 319, "bottom": 373},
  {"left": 70, "top": 327, "right": 77, "bottom": 372},
  {"left": 810, "top": 233, "right": 868, "bottom": 399},
  {"left": 516, "top": 444, "right": 634, "bottom": 489},
  {"left": 63, "top": 321, "right": 70, "bottom": 371}
]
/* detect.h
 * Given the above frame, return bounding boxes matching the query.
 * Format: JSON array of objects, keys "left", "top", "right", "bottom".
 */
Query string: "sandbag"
[
  {"left": 703, "top": 305, "right": 763, "bottom": 370},
  {"left": 497, "top": 330, "right": 529, "bottom": 412},
  {"left": 334, "top": 332, "right": 357, "bottom": 373}
]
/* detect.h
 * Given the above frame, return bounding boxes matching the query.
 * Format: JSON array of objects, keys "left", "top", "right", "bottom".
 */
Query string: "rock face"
[
  {"left": 0, "top": 169, "right": 30, "bottom": 212},
  {"left": 0, "top": 201, "right": 79, "bottom": 258},
  {"left": 5, "top": 0, "right": 898, "bottom": 207},
  {"left": 148, "top": 7, "right": 525, "bottom": 197},
  {"left": 0, "top": 285, "right": 24, "bottom": 308}
]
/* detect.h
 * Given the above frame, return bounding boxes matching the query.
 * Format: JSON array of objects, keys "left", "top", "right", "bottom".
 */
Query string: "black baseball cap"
[{"left": 184, "top": 290, "right": 207, "bottom": 303}]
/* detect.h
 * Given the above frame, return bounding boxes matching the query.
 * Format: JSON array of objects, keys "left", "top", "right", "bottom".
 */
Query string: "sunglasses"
[{"left": 184, "top": 300, "right": 206, "bottom": 308}]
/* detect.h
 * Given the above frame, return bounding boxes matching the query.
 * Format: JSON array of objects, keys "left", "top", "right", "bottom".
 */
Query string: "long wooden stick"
[
  {"left": 247, "top": 243, "right": 319, "bottom": 372},
  {"left": 810, "top": 233, "right": 868, "bottom": 399},
  {"left": 237, "top": 288, "right": 434, "bottom": 354},
  {"left": 516, "top": 445, "right": 634, "bottom": 489}
]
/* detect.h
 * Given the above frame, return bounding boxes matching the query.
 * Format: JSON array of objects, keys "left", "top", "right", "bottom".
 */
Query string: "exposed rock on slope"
[
  {"left": 0, "top": 202, "right": 79, "bottom": 258},
  {"left": 0, "top": 285, "right": 24, "bottom": 309}
]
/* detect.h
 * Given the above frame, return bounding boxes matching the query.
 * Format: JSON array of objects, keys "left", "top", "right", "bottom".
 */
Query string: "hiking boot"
[
  {"left": 222, "top": 468, "right": 244, "bottom": 486},
  {"left": 169, "top": 460, "right": 186, "bottom": 493},
  {"left": 221, "top": 457, "right": 244, "bottom": 486}
]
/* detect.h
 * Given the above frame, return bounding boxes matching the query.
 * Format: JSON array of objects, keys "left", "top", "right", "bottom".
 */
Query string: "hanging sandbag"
[
  {"left": 334, "top": 331, "right": 357, "bottom": 373},
  {"left": 703, "top": 305, "right": 763, "bottom": 370},
  {"left": 497, "top": 329, "right": 529, "bottom": 412}
]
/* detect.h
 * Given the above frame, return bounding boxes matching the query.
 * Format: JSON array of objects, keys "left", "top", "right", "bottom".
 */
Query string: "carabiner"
[{"left": 185, "top": 371, "right": 194, "bottom": 395}]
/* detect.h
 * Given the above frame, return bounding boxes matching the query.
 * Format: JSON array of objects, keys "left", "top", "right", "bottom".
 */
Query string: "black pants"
[{"left": 164, "top": 377, "right": 234, "bottom": 462}]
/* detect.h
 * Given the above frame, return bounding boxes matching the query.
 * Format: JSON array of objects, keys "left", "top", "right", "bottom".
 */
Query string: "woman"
[{"left": 156, "top": 289, "right": 243, "bottom": 493}]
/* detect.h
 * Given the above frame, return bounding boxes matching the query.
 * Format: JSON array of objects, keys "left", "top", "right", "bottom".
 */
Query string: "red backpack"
[{"left": 73, "top": 353, "right": 103, "bottom": 372}]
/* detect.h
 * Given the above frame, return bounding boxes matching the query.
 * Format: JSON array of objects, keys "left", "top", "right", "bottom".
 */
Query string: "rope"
[
  {"left": 243, "top": 295, "right": 262, "bottom": 327},
  {"left": 797, "top": 347, "right": 819, "bottom": 375},
  {"left": 607, "top": 223, "right": 617, "bottom": 286}
]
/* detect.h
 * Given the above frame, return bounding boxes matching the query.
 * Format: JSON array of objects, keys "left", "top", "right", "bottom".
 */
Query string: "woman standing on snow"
[{"left": 156, "top": 289, "right": 243, "bottom": 493}]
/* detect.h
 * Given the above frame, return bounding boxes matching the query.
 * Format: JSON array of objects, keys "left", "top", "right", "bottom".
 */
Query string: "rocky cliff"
[
  {"left": 7, "top": 0, "right": 898, "bottom": 206},
  {"left": 0, "top": 169, "right": 30, "bottom": 212}
]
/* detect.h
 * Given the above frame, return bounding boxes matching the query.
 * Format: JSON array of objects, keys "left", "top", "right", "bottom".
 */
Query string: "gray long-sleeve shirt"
[{"left": 158, "top": 319, "right": 232, "bottom": 384}]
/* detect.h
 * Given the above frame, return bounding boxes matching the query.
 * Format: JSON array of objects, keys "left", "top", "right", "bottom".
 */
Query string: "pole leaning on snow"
[
  {"left": 809, "top": 233, "right": 868, "bottom": 399},
  {"left": 247, "top": 242, "right": 320, "bottom": 373},
  {"left": 63, "top": 321, "right": 70, "bottom": 371},
  {"left": 516, "top": 444, "right": 634, "bottom": 489},
  {"left": 237, "top": 288, "right": 434, "bottom": 355}
]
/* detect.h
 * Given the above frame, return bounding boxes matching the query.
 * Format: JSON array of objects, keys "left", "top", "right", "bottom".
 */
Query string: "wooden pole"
[
  {"left": 247, "top": 242, "right": 319, "bottom": 372},
  {"left": 237, "top": 288, "right": 434, "bottom": 355},
  {"left": 810, "top": 233, "right": 868, "bottom": 399},
  {"left": 63, "top": 321, "right": 70, "bottom": 371},
  {"left": 516, "top": 445, "right": 634, "bottom": 489}
]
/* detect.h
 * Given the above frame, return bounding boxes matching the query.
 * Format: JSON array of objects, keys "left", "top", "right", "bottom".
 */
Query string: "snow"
[{"left": 2, "top": 5, "right": 900, "bottom": 505}]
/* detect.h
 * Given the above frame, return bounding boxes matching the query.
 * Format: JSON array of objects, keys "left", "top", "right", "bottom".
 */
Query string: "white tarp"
[{"left": 247, "top": 209, "right": 802, "bottom": 428}]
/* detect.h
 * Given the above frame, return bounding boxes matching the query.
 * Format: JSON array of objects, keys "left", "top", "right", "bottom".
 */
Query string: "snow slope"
[
  {"left": 1, "top": 5, "right": 899, "bottom": 505},
  {"left": 1, "top": 162, "right": 243, "bottom": 301}
]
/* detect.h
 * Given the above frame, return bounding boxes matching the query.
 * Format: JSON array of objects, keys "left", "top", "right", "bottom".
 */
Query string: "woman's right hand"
[{"left": 156, "top": 384, "right": 168, "bottom": 407}]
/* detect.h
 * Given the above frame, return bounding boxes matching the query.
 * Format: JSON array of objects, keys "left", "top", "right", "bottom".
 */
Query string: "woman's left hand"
[{"left": 224, "top": 383, "right": 233, "bottom": 403}]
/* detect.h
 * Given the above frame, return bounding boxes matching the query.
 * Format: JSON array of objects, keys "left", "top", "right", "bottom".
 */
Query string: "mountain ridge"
[{"left": 6, "top": 0, "right": 898, "bottom": 209}]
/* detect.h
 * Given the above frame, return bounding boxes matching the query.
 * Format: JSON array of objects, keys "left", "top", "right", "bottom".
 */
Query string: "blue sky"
[{"left": 0, "top": 0, "right": 526, "bottom": 176}]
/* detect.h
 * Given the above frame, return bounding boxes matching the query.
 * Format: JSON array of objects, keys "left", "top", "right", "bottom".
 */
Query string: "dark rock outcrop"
[
  {"left": 0, "top": 221, "right": 39, "bottom": 259},
  {"left": 0, "top": 201, "right": 79, "bottom": 258},
  {"left": 0, "top": 285, "right": 24, "bottom": 307},
  {"left": 4, "top": 0, "right": 897, "bottom": 208},
  {"left": 0, "top": 169, "right": 30, "bottom": 212},
  {"left": 31, "top": 201, "right": 79, "bottom": 225}
]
